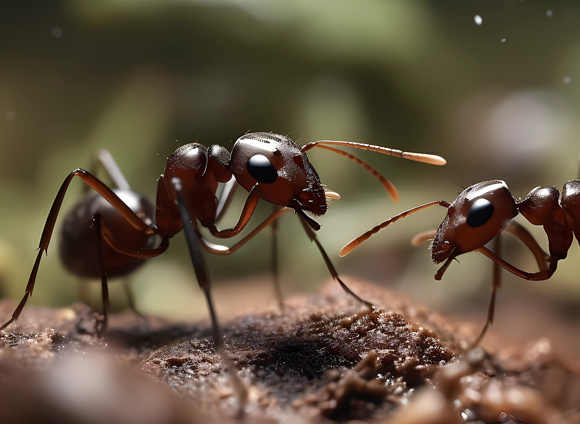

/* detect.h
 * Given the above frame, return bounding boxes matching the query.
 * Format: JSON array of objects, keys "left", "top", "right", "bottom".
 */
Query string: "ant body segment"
[
  {"left": 340, "top": 176, "right": 580, "bottom": 345},
  {"left": 0, "top": 132, "right": 446, "bottom": 348}
]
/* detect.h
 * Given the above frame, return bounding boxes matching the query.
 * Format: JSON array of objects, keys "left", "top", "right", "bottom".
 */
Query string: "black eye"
[
  {"left": 247, "top": 154, "right": 277, "bottom": 184},
  {"left": 467, "top": 198, "right": 494, "bottom": 228}
]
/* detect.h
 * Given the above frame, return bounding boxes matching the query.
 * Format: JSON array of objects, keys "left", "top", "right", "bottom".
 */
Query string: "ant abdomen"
[{"left": 59, "top": 190, "right": 156, "bottom": 278}]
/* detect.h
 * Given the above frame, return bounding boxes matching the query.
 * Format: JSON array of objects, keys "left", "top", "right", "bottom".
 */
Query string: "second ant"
[{"left": 341, "top": 165, "right": 580, "bottom": 345}]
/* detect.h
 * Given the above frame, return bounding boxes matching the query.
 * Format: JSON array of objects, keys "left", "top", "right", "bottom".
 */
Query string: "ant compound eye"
[
  {"left": 247, "top": 154, "right": 278, "bottom": 184},
  {"left": 467, "top": 198, "right": 494, "bottom": 228}
]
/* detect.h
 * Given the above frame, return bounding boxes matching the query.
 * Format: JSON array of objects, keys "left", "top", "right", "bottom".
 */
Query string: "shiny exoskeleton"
[
  {"left": 340, "top": 177, "right": 580, "bottom": 345},
  {"left": 0, "top": 132, "right": 445, "bottom": 346}
]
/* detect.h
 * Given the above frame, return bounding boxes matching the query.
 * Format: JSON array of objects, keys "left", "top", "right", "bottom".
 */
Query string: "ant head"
[
  {"left": 431, "top": 180, "right": 518, "bottom": 264},
  {"left": 230, "top": 132, "right": 327, "bottom": 217}
]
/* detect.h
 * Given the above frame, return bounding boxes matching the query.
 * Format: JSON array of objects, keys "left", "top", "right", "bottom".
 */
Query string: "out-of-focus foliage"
[{"left": 1, "top": 0, "right": 579, "bottom": 351}]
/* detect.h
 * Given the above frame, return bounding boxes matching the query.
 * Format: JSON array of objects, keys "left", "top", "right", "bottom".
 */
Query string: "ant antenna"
[{"left": 301, "top": 140, "right": 447, "bottom": 166}]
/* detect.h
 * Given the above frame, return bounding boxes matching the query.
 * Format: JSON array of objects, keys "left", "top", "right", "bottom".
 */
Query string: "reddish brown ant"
[
  {"left": 340, "top": 177, "right": 580, "bottom": 345},
  {"left": 0, "top": 132, "right": 446, "bottom": 347}
]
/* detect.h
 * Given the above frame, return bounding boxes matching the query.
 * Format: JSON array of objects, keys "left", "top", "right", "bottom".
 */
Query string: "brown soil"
[{"left": 0, "top": 281, "right": 579, "bottom": 424}]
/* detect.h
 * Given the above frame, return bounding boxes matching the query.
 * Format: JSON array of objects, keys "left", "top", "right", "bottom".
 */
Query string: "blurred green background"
[{"left": 1, "top": 0, "right": 580, "bottom": 354}]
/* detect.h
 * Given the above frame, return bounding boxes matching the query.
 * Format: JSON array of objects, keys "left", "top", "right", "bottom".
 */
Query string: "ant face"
[
  {"left": 431, "top": 180, "right": 518, "bottom": 264},
  {"left": 230, "top": 132, "right": 327, "bottom": 216}
]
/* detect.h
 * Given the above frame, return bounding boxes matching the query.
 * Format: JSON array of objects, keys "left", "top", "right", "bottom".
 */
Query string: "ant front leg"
[
  {"left": 503, "top": 221, "right": 550, "bottom": 272},
  {"left": 298, "top": 216, "right": 373, "bottom": 308},
  {"left": 208, "top": 184, "right": 262, "bottom": 239},
  {"left": 193, "top": 208, "right": 292, "bottom": 256},
  {"left": 475, "top": 247, "right": 558, "bottom": 281},
  {"left": 215, "top": 176, "right": 238, "bottom": 223}
]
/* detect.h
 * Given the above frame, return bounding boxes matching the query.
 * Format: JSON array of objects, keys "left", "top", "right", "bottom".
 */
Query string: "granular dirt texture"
[
  {"left": 0, "top": 281, "right": 579, "bottom": 424},
  {"left": 146, "top": 287, "right": 458, "bottom": 420}
]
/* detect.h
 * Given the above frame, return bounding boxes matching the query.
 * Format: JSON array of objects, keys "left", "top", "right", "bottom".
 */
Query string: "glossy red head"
[
  {"left": 229, "top": 132, "right": 327, "bottom": 217},
  {"left": 431, "top": 180, "right": 518, "bottom": 264}
]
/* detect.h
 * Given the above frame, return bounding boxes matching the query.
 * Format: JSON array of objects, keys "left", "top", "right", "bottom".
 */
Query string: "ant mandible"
[
  {"left": 340, "top": 175, "right": 580, "bottom": 345},
  {"left": 0, "top": 132, "right": 446, "bottom": 350}
]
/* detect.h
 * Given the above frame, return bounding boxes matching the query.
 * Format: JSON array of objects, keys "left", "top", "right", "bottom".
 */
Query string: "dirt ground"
[{"left": 0, "top": 280, "right": 579, "bottom": 424}]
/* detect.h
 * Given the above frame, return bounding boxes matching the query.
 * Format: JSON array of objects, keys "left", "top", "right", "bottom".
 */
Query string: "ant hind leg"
[{"left": 88, "top": 149, "right": 131, "bottom": 192}]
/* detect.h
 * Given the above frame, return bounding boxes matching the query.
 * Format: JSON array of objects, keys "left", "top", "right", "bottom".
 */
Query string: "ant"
[
  {"left": 0, "top": 132, "right": 446, "bottom": 349},
  {"left": 340, "top": 175, "right": 580, "bottom": 345}
]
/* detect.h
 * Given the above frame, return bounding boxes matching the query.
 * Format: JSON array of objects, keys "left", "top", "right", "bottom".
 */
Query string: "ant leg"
[
  {"left": 98, "top": 219, "right": 170, "bottom": 259},
  {"left": 436, "top": 221, "right": 551, "bottom": 284},
  {"left": 87, "top": 149, "right": 131, "bottom": 193},
  {"left": 298, "top": 216, "right": 373, "bottom": 308},
  {"left": 97, "top": 218, "right": 169, "bottom": 325},
  {"left": 0, "top": 169, "right": 154, "bottom": 332},
  {"left": 0, "top": 249, "right": 41, "bottom": 331},
  {"left": 171, "top": 177, "right": 248, "bottom": 408},
  {"left": 209, "top": 184, "right": 261, "bottom": 239},
  {"left": 170, "top": 178, "right": 221, "bottom": 347},
  {"left": 194, "top": 208, "right": 291, "bottom": 256},
  {"left": 92, "top": 214, "right": 110, "bottom": 336},
  {"left": 215, "top": 176, "right": 238, "bottom": 223},
  {"left": 472, "top": 234, "right": 502, "bottom": 347},
  {"left": 474, "top": 222, "right": 558, "bottom": 281},
  {"left": 49, "top": 169, "right": 152, "bottom": 240},
  {"left": 475, "top": 246, "right": 558, "bottom": 281},
  {"left": 271, "top": 205, "right": 284, "bottom": 312},
  {"left": 504, "top": 221, "right": 549, "bottom": 272}
]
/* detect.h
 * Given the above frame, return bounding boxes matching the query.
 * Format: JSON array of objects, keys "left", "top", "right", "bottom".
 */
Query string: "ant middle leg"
[
  {"left": 472, "top": 220, "right": 555, "bottom": 346},
  {"left": 472, "top": 234, "right": 502, "bottom": 347},
  {"left": 171, "top": 177, "right": 248, "bottom": 408},
  {"left": 171, "top": 178, "right": 221, "bottom": 347},
  {"left": 92, "top": 213, "right": 110, "bottom": 336}
]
